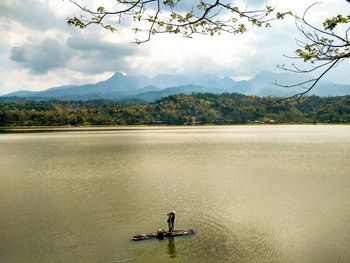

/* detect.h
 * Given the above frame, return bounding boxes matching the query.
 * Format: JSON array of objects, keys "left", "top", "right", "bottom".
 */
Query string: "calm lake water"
[{"left": 0, "top": 125, "right": 349, "bottom": 263}]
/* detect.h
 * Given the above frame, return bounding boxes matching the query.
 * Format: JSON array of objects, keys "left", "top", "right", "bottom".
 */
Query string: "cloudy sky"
[{"left": 0, "top": 0, "right": 349, "bottom": 95}]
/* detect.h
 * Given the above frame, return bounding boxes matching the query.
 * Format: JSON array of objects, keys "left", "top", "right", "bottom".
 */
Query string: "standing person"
[{"left": 167, "top": 211, "right": 176, "bottom": 232}]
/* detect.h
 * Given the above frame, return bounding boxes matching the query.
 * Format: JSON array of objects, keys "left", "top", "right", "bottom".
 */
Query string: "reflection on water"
[
  {"left": 0, "top": 126, "right": 349, "bottom": 263},
  {"left": 167, "top": 237, "right": 176, "bottom": 258}
]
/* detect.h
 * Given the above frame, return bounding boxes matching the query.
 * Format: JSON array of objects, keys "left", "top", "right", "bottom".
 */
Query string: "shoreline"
[{"left": 1, "top": 123, "right": 349, "bottom": 133}]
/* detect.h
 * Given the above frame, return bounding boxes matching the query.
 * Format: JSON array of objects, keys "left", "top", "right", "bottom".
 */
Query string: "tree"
[
  {"left": 276, "top": 2, "right": 350, "bottom": 101},
  {"left": 66, "top": 1, "right": 349, "bottom": 99}
]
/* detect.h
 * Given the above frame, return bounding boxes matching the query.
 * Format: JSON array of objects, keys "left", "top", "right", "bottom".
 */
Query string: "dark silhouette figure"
[
  {"left": 156, "top": 229, "right": 166, "bottom": 240},
  {"left": 167, "top": 211, "right": 176, "bottom": 232}
]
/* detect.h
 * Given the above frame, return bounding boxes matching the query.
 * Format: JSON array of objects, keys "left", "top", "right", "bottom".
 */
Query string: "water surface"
[{"left": 0, "top": 125, "right": 349, "bottom": 262}]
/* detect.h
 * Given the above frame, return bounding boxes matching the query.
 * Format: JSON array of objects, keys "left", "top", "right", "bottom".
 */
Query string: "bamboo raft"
[{"left": 132, "top": 229, "right": 196, "bottom": 241}]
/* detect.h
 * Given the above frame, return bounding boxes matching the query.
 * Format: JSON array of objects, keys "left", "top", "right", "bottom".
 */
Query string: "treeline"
[{"left": 0, "top": 93, "right": 349, "bottom": 126}]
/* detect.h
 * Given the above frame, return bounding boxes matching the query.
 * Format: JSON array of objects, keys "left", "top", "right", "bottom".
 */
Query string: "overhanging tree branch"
[
  {"left": 66, "top": 0, "right": 291, "bottom": 43},
  {"left": 276, "top": 2, "right": 350, "bottom": 101},
  {"left": 65, "top": 1, "right": 349, "bottom": 103},
  {"left": 275, "top": 58, "right": 341, "bottom": 103}
]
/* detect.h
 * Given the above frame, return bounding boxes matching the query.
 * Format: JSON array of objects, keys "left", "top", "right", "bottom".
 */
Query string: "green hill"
[{"left": 0, "top": 93, "right": 349, "bottom": 126}]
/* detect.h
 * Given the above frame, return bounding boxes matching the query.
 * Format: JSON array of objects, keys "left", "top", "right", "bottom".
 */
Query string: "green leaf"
[{"left": 97, "top": 6, "right": 105, "bottom": 13}]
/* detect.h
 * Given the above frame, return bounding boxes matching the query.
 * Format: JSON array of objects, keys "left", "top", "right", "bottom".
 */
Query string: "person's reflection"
[{"left": 167, "top": 237, "right": 176, "bottom": 258}]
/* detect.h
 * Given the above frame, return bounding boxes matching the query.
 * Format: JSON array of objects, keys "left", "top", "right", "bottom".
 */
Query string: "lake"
[{"left": 0, "top": 125, "right": 349, "bottom": 263}]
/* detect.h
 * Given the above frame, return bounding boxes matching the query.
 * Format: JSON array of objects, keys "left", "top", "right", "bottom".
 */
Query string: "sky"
[{"left": 0, "top": 0, "right": 349, "bottom": 95}]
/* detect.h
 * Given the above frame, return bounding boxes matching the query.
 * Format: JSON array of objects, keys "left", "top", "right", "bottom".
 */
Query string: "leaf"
[{"left": 97, "top": 6, "right": 105, "bottom": 13}]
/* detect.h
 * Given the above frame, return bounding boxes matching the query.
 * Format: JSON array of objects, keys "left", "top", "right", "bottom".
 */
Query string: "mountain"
[
  {"left": 130, "top": 84, "right": 220, "bottom": 102},
  {"left": 3, "top": 73, "right": 146, "bottom": 100},
  {"left": 2, "top": 71, "right": 349, "bottom": 102},
  {"left": 313, "top": 83, "right": 350, "bottom": 96}
]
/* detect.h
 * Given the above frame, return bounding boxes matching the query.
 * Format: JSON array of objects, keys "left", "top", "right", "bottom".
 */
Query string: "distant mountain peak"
[{"left": 111, "top": 71, "right": 126, "bottom": 78}]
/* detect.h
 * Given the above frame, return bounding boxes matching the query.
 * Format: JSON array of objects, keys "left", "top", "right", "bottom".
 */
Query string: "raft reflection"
[{"left": 167, "top": 237, "right": 176, "bottom": 258}]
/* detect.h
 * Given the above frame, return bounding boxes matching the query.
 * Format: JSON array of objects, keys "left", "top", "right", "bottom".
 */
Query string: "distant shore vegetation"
[{"left": 0, "top": 93, "right": 349, "bottom": 127}]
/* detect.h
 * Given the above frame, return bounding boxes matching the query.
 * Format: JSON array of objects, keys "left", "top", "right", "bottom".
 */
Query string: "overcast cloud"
[{"left": 0, "top": 0, "right": 349, "bottom": 94}]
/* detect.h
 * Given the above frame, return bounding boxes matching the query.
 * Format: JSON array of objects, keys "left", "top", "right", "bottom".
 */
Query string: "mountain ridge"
[{"left": 2, "top": 71, "right": 349, "bottom": 102}]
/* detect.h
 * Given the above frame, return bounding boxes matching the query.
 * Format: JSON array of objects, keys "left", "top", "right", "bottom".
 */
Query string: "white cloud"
[
  {"left": 0, "top": 0, "right": 349, "bottom": 94},
  {"left": 124, "top": 31, "right": 260, "bottom": 77}
]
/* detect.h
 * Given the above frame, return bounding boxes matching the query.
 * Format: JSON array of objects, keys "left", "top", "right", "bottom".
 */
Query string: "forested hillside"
[{"left": 1, "top": 93, "right": 349, "bottom": 126}]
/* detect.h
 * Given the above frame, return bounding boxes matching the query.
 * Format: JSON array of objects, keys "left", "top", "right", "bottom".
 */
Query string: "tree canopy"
[{"left": 1, "top": 94, "right": 349, "bottom": 126}]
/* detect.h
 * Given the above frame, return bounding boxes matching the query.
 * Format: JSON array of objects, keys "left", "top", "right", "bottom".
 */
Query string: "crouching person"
[{"left": 156, "top": 229, "right": 166, "bottom": 240}]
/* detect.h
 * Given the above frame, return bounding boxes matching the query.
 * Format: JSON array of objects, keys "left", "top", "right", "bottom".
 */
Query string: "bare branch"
[
  {"left": 274, "top": 58, "right": 341, "bottom": 104},
  {"left": 274, "top": 3, "right": 349, "bottom": 102}
]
